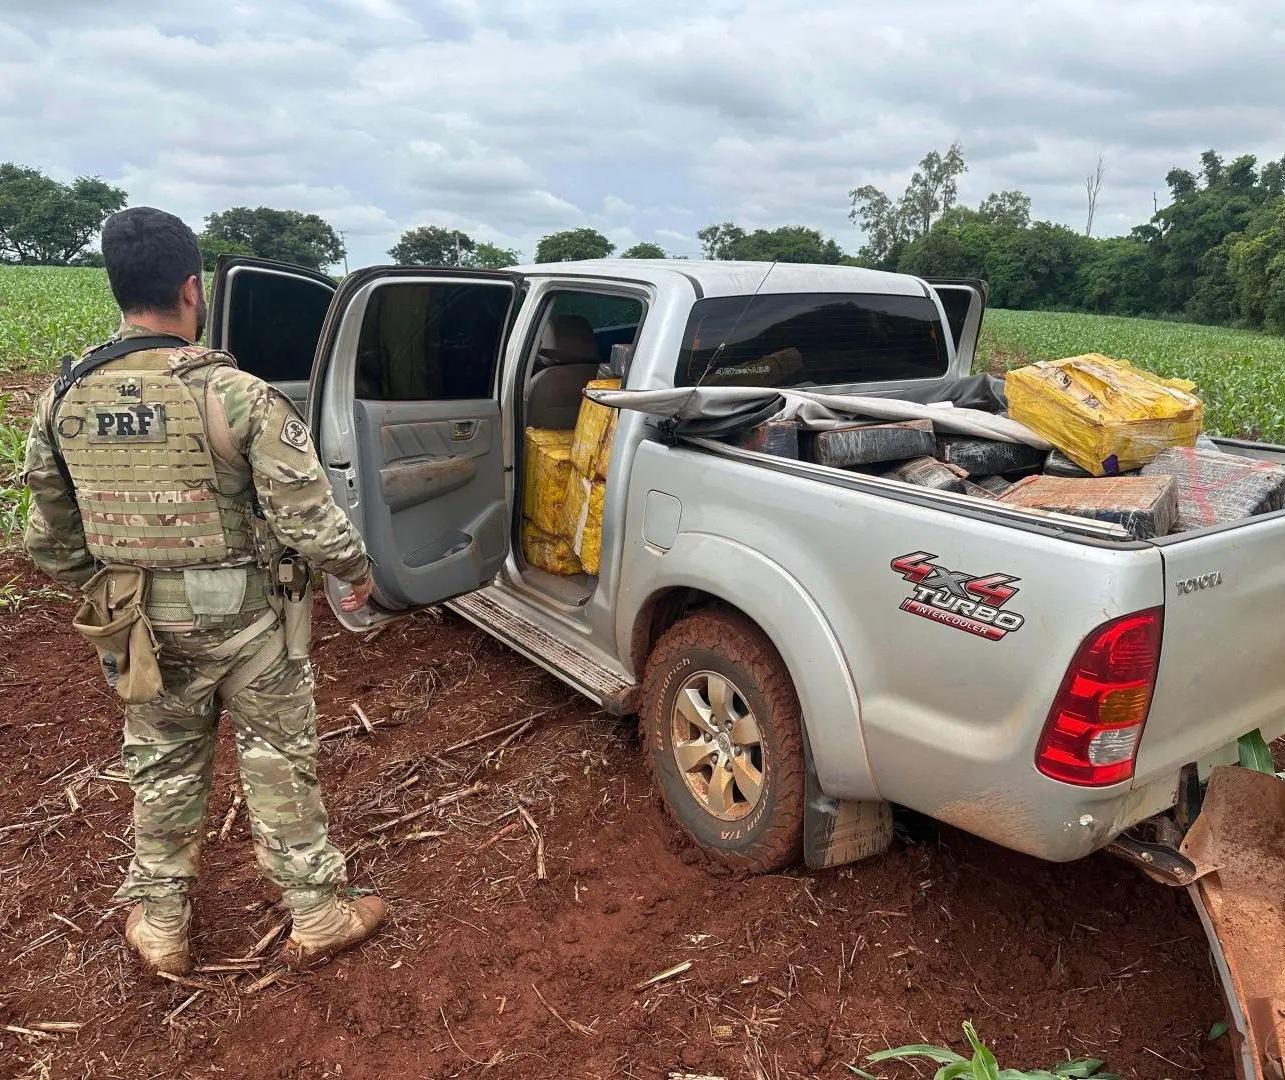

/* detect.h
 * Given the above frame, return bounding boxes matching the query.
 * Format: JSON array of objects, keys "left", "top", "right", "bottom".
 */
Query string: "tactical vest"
[{"left": 53, "top": 347, "right": 265, "bottom": 569}]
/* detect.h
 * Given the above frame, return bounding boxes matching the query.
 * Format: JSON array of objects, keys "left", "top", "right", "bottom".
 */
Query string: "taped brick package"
[
  {"left": 934, "top": 436, "right": 1046, "bottom": 476},
  {"left": 521, "top": 520, "right": 582, "bottom": 576},
  {"left": 736, "top": 419, "right": 800, "bottom": 459},
  {"left": 1140, "top": 446, "right": 1285, "bottom": 531},
  {"left": 879, "top": 457, "right": 968, "bottom": 493},
  {"left": 559, "top": 474, "right": 606, "bottom": 575},
  {"left": 569, "top": 377, "right": 622, "bottom": 480},
  {"left": 1044, "top": 449, "right": 1093, "bottom": 478},
  {"left": 999, "top": 474, "right": 1178, "bottom": 540},
  {"left": 809, "top": 419, "right": 935, "bottom": 468},
  {"left": 522, "top": 428, "right": 575, "bottom": 534},
  {"left": 1005, "top": 354, "right": 1203, "bottom": 476}
]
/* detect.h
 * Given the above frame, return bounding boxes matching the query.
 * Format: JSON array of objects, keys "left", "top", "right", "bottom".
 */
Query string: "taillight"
[{"left": 1035, "top": 608, "right": 1163, "bottom": 786}]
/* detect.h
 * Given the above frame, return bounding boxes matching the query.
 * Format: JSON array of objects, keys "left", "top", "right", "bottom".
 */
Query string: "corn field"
[{"left": 0, "top": 266, "right": 120, "bottom": 372}]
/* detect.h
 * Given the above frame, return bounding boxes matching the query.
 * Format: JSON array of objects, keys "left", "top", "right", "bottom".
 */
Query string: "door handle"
[{"left": 450, "top": 420, "right": 477, "bottom": 441}]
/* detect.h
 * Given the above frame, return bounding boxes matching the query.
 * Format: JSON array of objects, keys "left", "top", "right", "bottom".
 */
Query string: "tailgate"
[{"left": 1138, "top": 513, "right": 1285, "bottom": 781}]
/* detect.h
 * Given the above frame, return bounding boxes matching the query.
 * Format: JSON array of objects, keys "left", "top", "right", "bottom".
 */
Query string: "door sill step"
[{"left": 448, "top": 591, "right": 639, "bottom": 714}]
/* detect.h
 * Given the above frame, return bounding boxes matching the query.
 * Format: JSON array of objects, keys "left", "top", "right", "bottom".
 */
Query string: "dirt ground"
[{"left": 0, "top": 550, "right": 1236, "bottom": 1080}]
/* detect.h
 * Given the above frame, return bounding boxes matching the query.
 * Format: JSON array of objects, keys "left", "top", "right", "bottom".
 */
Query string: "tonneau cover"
[{"left": 586, "top": 384, "right": 1050, "bottom": 448}]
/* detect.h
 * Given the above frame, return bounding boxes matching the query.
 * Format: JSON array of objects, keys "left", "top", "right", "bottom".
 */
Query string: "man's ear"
[{"left": 181, "top": 274, "right": 201, "bottom": 308}]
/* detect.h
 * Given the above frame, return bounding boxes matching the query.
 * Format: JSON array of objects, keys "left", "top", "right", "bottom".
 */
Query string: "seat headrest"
[{"left": 538, "top": 315, "right": 598, "bottom": 365}]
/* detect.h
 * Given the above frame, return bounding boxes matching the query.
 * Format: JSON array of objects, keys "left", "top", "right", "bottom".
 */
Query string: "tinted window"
[
  {"left": 933, "top": 286, "right": 972, "bottom": 351},
  {"left": 539, "top": 292, "right": 643, "bottom": 365},
  {"left": 354, "top": 282, "right": 512, "bottom": 400},
  {"left": 226, "top": 270, "right": 332, "bottom": 382},
  {"left": 675, "top": 292, "right": 947, "bottom": 388}
]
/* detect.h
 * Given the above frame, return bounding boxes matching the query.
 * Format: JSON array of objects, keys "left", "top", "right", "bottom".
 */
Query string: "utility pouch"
[
  {"left": 182, "top": 566, "right": 248, "bottom": 618},
  {"left": 276, "top": 554, "right": 313, "bottom": 661},
  {"left": 72, "top": 566, "right": 163, "bottom": 705}
]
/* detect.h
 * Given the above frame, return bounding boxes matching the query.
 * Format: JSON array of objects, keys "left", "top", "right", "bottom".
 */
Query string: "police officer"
[{"left": 23, "top": 207, "right": 385, "bottom": 976}]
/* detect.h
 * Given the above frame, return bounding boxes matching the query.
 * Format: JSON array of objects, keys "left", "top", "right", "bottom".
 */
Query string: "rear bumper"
[{"left": 926, "top": 738, "right": 1247, "bottom": 863}]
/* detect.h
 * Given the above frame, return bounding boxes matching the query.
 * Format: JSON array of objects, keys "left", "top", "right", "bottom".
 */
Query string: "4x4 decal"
[{"left": 890, "top": 551, "right": 1025, "bottom": 641}]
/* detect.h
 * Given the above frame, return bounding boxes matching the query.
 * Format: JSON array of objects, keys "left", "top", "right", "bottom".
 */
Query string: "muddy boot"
[
  {"left": 280, "top": 890, "right": 387, "bottom": 969},
  {"left": 124, "top": 898, "right": 193, "bottom": 976}
]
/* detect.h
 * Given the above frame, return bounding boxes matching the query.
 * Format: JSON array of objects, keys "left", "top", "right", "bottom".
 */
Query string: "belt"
[{"left": 146, "top": 566, "right": 272, "bottom": 625}]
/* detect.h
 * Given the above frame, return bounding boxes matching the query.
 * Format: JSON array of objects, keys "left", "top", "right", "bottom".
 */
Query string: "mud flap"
[
  {"left": 803, "top": 742, "right": 893, "bottom": 870},
  {"left": 1181, "top": 766, "right": 1285, "bottom": 1080}
]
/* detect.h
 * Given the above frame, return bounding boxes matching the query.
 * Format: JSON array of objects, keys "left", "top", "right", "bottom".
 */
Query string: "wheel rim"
[{"left": 670, "top": 670, "right": 765, "bottom": 822}]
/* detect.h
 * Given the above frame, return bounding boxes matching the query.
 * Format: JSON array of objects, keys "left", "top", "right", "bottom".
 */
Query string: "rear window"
[
  {"left": 354, "top": 282, "right": 512, "bottom": 400},
  {"left": 675, "top": 292, "right": 948, "bottom": 388}
]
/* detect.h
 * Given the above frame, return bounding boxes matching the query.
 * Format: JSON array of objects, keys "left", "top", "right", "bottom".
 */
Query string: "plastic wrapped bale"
[
  {"left": 521, "top": 520, "right": 582, "bottom": 576},
  {"left": 962, "top": 480, "right": 1002, "bottom": 500},
  {"left": 1140, "top": 446, "right": 1285, "bottom": 531},
  {"left": 1044, "top": 449, "right": 1093, "bottom": 478},
  {"left": 1006, "top": 354, "right": 1203, "bottom": 476},
  {"left": 559, "top": 473, "right": 606, "bottom": 575},
  {"left": 735, "top": 419, "right": 800, "bottom": 459},
  {"left": 523, "top": 428, "right": 575, "bottom": 534},
  {"left": 999, "top": 474, "right": 1178, "bottom": 540},
  {"left": 973, "top": 475, "right": 1015, "bottom": 496},
  {"left": 569, "top": 377, "right": 622, "bottom": 480},
  {"left": 934, "top": 436, "right": 1046, "bottom": 477},
  {"left": 809, "top": 419, "right": 934, "bottom": 468},
  {"left": 880, "top": 457, "right": 968, "bottom": 494}
]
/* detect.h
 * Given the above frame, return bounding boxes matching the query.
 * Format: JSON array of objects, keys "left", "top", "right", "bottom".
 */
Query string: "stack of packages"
[
  {"left": 521, "top": 429, "right": 580, "bottom": 574},
  {"left": 520, "top": 378, "right": 620, "bottom": 576},
  {"left": 730, "top": 352, "right": 1285, "bottom": 539}
]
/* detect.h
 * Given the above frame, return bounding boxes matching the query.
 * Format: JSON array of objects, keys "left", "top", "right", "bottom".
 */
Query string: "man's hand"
[{"left": 340, "top": 573, "right": 374, "bottom": 612}]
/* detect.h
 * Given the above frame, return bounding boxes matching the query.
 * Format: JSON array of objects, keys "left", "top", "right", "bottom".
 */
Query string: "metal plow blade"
[{"left": 1182, "top": 766, "right": 1285, "bottom": 1080}]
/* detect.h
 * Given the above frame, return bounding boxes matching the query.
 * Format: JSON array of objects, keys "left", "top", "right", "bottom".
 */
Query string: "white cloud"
[{"left": 0, "top": 1, "right": 1282, "bottom": 267}]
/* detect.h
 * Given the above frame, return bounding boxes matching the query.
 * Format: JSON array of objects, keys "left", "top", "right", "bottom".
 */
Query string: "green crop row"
[
  {"left": 0, "top": 266, "right": 120, "bottom": 372},
  {"left": 3, "top": 266, "right": 1285, "bottom": 443}
]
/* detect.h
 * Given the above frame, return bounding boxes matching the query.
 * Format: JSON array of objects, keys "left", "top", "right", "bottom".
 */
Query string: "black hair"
[{"left": 101, "top": 207, "right": 202, "bottom": 314}]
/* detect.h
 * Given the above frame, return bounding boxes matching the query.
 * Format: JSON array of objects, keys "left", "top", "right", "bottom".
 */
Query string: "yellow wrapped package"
[
  {"left": 569, "top": 378, "right": 621, "bottom": 480},
  {"left": 521, "top": 519, "right": 582, "bottom": 576},
  {"left": 1006, "top": 354, "right": 1203, "bottom": 476},
  {"left": 523, "top": 427, "right": 575, "bottom": 534},
  {"left": 559, "top": 473, "right": 606, "bottom": 575}
]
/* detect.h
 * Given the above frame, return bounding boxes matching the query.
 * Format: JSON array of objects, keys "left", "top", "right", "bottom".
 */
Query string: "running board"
[{"left": 448, "top": 591, "right": 639, "bottom": 715}]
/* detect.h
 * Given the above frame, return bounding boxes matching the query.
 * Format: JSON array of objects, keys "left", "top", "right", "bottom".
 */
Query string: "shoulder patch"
[{"left": 280, "top": 417, "right": 310, "bottom": 451}]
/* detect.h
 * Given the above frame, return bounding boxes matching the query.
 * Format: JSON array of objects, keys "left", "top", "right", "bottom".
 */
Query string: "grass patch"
[{"left": 979, "top": 308, "right": 1285, "bottom": 442}]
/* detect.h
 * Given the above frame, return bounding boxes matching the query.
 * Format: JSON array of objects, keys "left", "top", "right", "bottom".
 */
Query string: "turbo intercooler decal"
[{"left": 890, "top": 551, "right": 1025, "bottom": 641}]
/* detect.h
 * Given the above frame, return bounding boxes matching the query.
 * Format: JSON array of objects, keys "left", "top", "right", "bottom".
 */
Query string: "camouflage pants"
[{"left": 114, "top": 612, "right": 347, "bottom": 903}]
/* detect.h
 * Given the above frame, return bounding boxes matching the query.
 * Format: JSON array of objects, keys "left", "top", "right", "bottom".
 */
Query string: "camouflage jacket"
[{"left": 22, "top": 319, "right": 371, "bottom": 588}]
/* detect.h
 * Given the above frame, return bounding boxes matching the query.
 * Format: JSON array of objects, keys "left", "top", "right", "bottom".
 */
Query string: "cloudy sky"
[{"left": 4, "top": 1, "right": 1283, "bottom": 268}]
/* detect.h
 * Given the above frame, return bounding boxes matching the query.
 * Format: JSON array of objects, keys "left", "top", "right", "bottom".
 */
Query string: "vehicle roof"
[{"left": 507, "top": 259, "right": 930, "bottom": 299}]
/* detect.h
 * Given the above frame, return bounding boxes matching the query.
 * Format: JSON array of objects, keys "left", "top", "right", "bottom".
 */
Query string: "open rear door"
[
  {"left": 208, "top": 255, "right": 336, "bottom": 413},
  {"left": 308, "top": 266, "right": 522, "bottom": 629},
  {"left": 926, "top": 278, "right": 987, "bottom": 373}
]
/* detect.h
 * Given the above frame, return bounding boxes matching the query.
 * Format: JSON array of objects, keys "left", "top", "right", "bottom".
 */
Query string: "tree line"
[
  {"left": 1, "top": 147, "right": 1282, "bottom": 333},
  {"left": 851, "top": 144, "right": 1285, "bottom": 333}
]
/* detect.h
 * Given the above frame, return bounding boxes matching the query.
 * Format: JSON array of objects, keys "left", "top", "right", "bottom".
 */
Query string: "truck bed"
[{"left": 632, "top": 434, "right": 1285, "bottom": 860}]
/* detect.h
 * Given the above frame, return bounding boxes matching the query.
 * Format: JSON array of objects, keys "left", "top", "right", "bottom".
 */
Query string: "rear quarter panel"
[{"left": 619, "top": 441, "right": 1169, "bottom": 859}]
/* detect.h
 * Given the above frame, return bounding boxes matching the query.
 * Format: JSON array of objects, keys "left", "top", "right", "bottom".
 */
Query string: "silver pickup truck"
[{"left": 209, "top": 255, "right": 1285, "bottom": 874}]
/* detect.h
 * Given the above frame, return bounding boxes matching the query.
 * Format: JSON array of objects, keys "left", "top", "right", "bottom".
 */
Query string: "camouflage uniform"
[{"left": 23, "top": 320, "right": 371, "bottom": 906}]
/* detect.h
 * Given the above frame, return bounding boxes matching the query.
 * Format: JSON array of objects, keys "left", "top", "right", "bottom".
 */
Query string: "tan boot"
[
  {"left": 281, "top": 894, "right": 387, "bottom": 969},
  {"left": 124, "top": 900, "right": 193, "bottom": 976}
]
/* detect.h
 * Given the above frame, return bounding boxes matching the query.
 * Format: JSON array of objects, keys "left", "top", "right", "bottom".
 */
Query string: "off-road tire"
[{"left": 641, "top": 609, "right": 804, "bottom": 872}]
